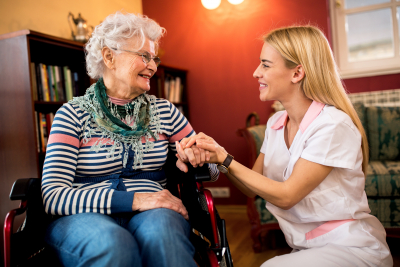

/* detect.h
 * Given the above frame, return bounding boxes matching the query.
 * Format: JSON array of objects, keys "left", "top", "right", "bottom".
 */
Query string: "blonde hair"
[{"left": 264, "top": 25, "right": 369, "bottom": 175}]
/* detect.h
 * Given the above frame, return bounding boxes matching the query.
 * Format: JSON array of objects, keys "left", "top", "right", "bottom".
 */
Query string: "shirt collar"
[{"left": 271, "top": 101, "right": 325, "bottom": 133}]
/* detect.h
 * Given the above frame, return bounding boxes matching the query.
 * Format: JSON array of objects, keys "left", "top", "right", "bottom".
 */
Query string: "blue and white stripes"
[{"left": 42, "top": 98, "right": 219, "bottom": 216}]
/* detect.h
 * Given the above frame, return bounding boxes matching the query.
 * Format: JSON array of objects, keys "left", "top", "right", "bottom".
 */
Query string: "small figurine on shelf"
[{"left": 68, "top": 12, "right": 93, "bottom": 43}]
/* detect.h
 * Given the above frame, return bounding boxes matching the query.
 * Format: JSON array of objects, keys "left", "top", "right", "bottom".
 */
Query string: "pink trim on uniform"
[
  {"left": 48, "top": 133, "right": 79, "bottom": 147},
  {"left": 270, "top": 101, "right": 325, "bottom": 133},
  {"left": 271, "top": 111, "right": 288, "bottom": 130},
  {"left": 305, "top": 219, "right": 355, "bottom": 240},
  {"left": 108, "top": 95, "right": 133, "bottom": 105},
  {"left": 169, "top": 123, "right": 194, "bottom": 142},
  {"left": 299, "top": 101, "right": 325, "bottom": 133}
]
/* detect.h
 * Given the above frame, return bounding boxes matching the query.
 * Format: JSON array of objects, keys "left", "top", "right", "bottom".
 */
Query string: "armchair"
[{"left": 236, "top": 112, "right": 282, "bottom": 253}]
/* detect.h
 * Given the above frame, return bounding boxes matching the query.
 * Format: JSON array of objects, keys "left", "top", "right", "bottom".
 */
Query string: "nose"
[
  {"left": 146, "top": 60, "right": 157, "bottom": 73},
  {"left": 253, "top": 64, "right": 262, "bottom": 79}
]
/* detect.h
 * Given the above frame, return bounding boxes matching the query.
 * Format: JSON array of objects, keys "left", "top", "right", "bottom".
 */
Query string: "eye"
[
  {"left": 143, "top": 53, "right": 151, "bottom": 62},
  {"left": 262, "top": 64, "right": 269, "bottom": 68}
]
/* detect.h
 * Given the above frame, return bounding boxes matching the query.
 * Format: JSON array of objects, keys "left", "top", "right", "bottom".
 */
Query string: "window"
[{"left": 330, "top": 0, "right": 400, "bottom": 78}]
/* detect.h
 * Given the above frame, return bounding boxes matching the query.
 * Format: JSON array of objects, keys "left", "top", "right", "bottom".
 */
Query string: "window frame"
[{"left": 330, "top": 0, "right": 400, "bottom": 78}]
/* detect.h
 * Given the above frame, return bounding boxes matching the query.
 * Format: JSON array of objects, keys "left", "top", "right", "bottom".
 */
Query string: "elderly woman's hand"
[
  {"left": 176, "top": 133, "right": 228, "bottom": 171},
  {"left": 175, "top": 141, "right": 209, "bottom": 173},
  {"left": 132, "top": 190, "right": 188, "bottom": 220}
]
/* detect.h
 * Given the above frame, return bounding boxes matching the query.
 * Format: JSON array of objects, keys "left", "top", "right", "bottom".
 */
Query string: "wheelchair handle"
[{"left": 187, "top": 163, "right": 211, "bottom": 182}]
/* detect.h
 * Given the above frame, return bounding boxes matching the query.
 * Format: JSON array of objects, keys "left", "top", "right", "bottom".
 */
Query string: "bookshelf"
[
  {"left": 0, "top": 29, "right": 91, "bottom": 177},
  {"left": 149, "top": 65, "right": 189, "bottom": 119},
  {"left": 0, "top": 29, "right": 89, "bottom": 258}
]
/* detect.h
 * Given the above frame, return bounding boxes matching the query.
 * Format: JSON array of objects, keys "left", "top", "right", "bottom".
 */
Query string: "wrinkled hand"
[
  {"left": 175, "top": 141, "right": 209, "bottom": 173},
  {"left": 132, "top": 190, "right": 188, "bottom": 220},
  {"left": 177, "top": 133, "right": 228, "bottom": 167}
]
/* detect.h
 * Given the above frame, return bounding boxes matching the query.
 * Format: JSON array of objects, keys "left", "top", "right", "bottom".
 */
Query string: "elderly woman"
[{"left": 41, "top": 12, "right": 218, "bottom": 267}]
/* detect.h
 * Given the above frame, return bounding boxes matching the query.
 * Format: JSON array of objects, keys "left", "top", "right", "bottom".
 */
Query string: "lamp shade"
[
  {"left": 201, "top": 0, "right": 221, "bottom": 10},
  {"left": 227, "top": 0, "right": 244, "bottom": 4}
]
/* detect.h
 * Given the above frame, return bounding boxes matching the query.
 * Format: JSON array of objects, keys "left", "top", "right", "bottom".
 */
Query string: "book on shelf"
[
  {"left": 164, "top": 78, "right": 170, "bottom": 100},
  {"left": 47, "top": 65, "right": 55, "bottom": 101},
  {"left": 51, "top": 66, "right": 59, "bottom": 101},
  {"left": 169, "top": 78, "right": 176, "bottom": 103},
  {"left": 38, "top": 113, "right": 47, "bottom": 152},
  {"left": 36, "top": 112, "right": 56, "bottom": 153},
  {"left": 73, "top": 72, "right": 79, "bottom": 97},
  {"left": 174, "top": 77, "right": 181, "bottom": 103},
  {"left": 56, "top": 66, "right": 65, "bottom": 101},
  {"left": 30, "top": 62, "right": 79, "bottom": 102},
  {"left": 35, "top": 64, "right": 43, "bottom": 101},
  {"left": 40, "top": 64, "right": 50, "bottom": 101},
  {"left": 30, "top": 63, "right": 38, "bottom": 101},
  {"left": 34, "top": 111, "right": 40, "bottom": 153},
  {"left": 164, "top": 76, "right": 183, "bottom": 104},
  {"left": 64, "top": 66, "right": 73, "bottom": 101}
]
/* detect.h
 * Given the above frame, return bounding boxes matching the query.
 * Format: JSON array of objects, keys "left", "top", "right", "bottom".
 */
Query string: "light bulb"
[
  {"left": 201, "top": 0, "right": 221, "bottom": 10},
  {"left": 227, "top": 0, "right": 244, "bottom": 4}
]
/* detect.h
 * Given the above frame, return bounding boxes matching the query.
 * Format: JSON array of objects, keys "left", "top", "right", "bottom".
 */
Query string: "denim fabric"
[{"left": 45, "top": 209, "right": 196, "bottom": 267}]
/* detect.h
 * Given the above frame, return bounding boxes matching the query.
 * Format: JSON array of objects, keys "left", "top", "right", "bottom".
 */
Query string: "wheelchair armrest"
[
  {"left": 187, "top": 164, "right": 211, "bottom": 182},
  {"left": 9, "top": 178, "right": 41, "bottom": 201}
]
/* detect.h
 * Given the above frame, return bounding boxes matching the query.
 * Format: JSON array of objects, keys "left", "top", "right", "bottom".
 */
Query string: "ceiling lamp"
[
  {"left": 201, "top": 0, "right": 221, "bottom": 10},
  {"left": 227, "top": 0, "right": 244, "bottom": 4}
]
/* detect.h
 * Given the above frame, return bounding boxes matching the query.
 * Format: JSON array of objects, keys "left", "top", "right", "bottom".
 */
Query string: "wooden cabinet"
[
  {"left": 0, "top": 29, "right": 90, "bottom": 261},
  {"left": 0, "top": 30, "right": 90, "bottom": 181}
]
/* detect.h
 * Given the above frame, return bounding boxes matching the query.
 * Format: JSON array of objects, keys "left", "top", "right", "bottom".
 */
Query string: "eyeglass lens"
[{"left": 142, "top": 52, "right": 161, "bottom": 67}]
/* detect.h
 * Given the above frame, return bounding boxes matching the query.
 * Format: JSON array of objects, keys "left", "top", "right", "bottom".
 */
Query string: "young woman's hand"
[
  {"left": 178, "top": 133, "right": 229, "bottom": 165},
  {"left": 195, "top": 138, "right": 228, "bottom": 164},
  {"left": 179, "top": 132, "right": 214, "bottom": 148}
]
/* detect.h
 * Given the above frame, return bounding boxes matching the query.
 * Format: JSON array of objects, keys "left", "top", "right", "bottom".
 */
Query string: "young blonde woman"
[{"left": 176, "top": 26, "right": 393, "bottom": 266}]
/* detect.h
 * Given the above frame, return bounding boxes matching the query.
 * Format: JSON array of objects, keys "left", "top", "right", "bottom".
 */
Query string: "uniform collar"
[{"left": 271, "top": 101, "right": 325, "bottom": 133}]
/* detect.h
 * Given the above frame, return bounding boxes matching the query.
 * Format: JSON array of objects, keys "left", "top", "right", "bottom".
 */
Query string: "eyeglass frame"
[{"left": 110, "top": 47, "right": 161, "bottom": 67}]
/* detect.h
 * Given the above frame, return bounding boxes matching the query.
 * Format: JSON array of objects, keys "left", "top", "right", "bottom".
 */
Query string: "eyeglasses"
[{"left": 111, "top": 48, "right": 161, "bottom": 67}]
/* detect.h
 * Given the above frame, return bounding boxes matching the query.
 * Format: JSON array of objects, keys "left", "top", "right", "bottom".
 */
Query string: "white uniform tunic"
[{"left": 260, "top": 101, "right": 392, "bottom": 267}]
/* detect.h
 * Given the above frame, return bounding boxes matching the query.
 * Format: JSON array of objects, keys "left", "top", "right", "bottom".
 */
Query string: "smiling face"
[
  {"left": 105, "top": 37, "right": 157, "bottom": 99},
  {"left": 253, "top": 43, "right": 297, "bottom": 102}
]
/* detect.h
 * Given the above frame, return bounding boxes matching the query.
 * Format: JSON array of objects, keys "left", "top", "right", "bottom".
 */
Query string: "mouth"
[
  {"left": 259, "top": 83, "right": 267, "bottom": 89},
  {"left": 139, "top": 74, "right": 152, "bottom": 79}
]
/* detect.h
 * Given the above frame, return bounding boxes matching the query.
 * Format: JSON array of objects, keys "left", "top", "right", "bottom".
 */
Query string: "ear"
[
  {"left": 102, "top": 47, "right": 115, "bottom": 70},
  {"left": 291, "top": 65, "right": 305, "bottom": 84}
]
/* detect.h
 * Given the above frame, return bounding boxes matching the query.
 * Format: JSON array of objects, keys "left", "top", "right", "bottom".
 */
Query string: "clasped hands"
[
  {"left": 131, "top": 133, "right": 227, "bottom": 219},
  {"left": 175, "top": 132, "right": 228, "bottom": 173}
]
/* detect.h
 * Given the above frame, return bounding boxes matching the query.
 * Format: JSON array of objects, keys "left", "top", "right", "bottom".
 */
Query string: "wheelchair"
[{"left": 4, "top": 153, "right": 233, "bottom": 267}]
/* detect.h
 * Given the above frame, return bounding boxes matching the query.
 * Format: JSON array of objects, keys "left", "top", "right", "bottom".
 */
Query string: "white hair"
[{"left": 85, "top": 11, "right": 165, "bottom": 79}]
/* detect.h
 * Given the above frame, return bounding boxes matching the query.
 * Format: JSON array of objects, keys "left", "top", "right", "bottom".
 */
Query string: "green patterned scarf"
[{"left": 69, "top": 78, "right": 161, "bottom": 168}]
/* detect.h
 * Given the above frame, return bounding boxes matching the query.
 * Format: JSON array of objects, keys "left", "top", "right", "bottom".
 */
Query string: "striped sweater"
[{"left": 41, "top": 98, "right": 219, "bottom": 216}]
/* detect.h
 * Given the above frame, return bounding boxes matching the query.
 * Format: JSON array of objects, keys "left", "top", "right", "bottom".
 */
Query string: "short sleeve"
[{"left": 301, "top": 121, "right": 361, "bottom": 169}]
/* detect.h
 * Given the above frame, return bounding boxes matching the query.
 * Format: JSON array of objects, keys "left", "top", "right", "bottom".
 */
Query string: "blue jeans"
[{"left": 45, "top": 208, "right": 197, "bottom": 267}]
